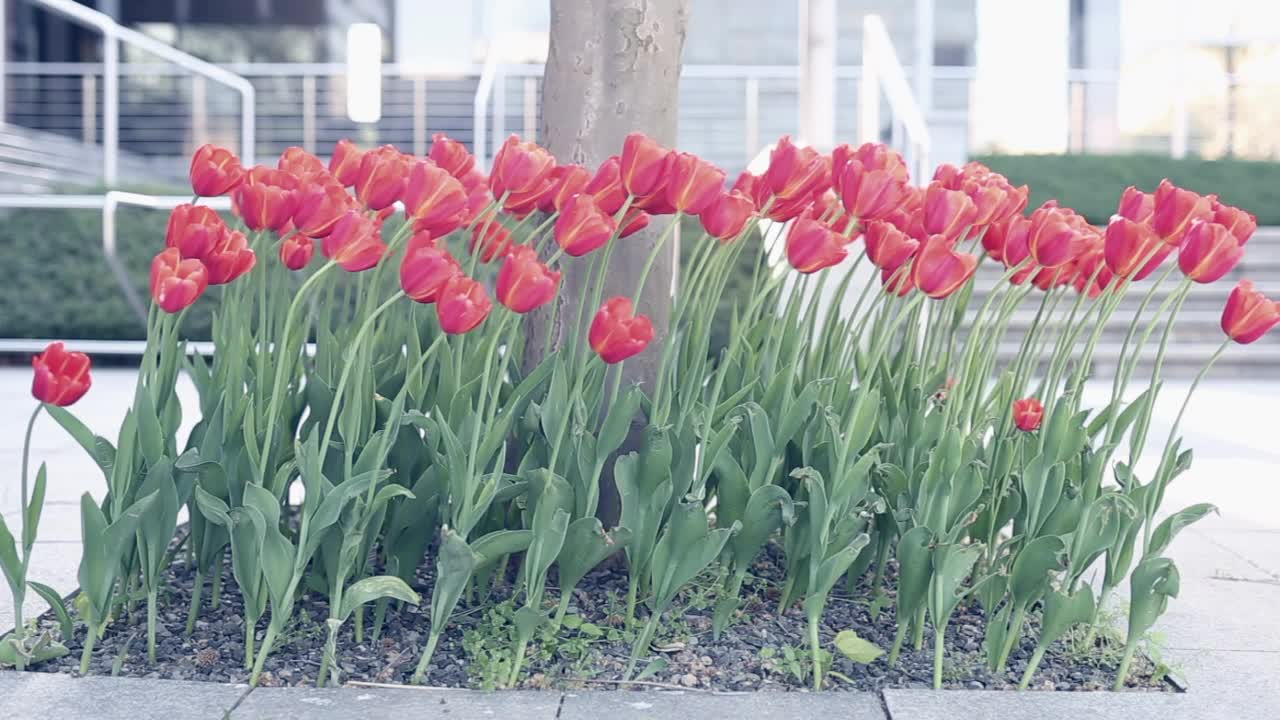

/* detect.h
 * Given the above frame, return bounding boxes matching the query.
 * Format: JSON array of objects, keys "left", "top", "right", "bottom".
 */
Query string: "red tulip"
[
  {"left": 632, "top": 185, "right": 677, "bottom": 215},
  {"left": 1116, "top": 186, "right": 1154, "bottom": 224},
  {"left": 277, "top": 146, "right": 326, "bottom": 182},
  {"left": 864, "top": 220, "right": 919, "bottom": 273},
  {"left": 436, "top": 274, "right": 492, "bottom": 334},
  {"left": 166, "top": 203, "right": 225, "bottom": 259},
  {"left": 732, "top": 170, "right": 770, "bottom": 209},
  {"left": 1012, "top": 397, "right": 1044, "bottom": 432},
  {"left": 922, "top": 182, "right": 978, "bottom": 241},
  {"left": 404, "top": 160, "right": 468, "bottom": 235},
  {"left": 834, "top": 143, "right": 908, "bottom": 194},
  {"left": 151, "top": 247, "right": 208, "bottom": 313},
  {"left": 489, "top": 135, "right": 556, "bottom": 199},
  {"left": 189, "top": 143, "right": 245, "bottom": 197},
  {"left": 279, "top": 234, "right": 314, "bottom": 271},
  {"left": 1072, "top": 242, "right": 1114, "bottom": 298},
  {"left": 763, "top": 136, "right": 830, "bottom": 201},
  {"left": 665, "top": 152, "right": 725, "bottom": 215},
  {"left": 323, "top": 210, "right": 387, "bottom": 272},
  {"left": 1151, "top": 179, "right": 1212, "bottom": 244},
  {"left": 700, "top": 190, "right": 755, "bottom": 241},
  {"left": 837, "top": 147, "right": 911, "bottom": 221},
  {"left": 429, "top": 133, "right": 476, "bottom": 180},
  {"left": 470, "top": 218, "right": 513, "bottom": 263},
  {"left": 555, "top": 193, "right": 616, "bottom": 256},
  {"left": 329, "top": 139, "right": 365, "bottom": 187},
  {"left": 881, "top": 265, "right": 915, "bottom": 297},
  {"left": 292, "top": 178, "right": 356, "bottom": 238},
  {"left": 964, "top": 176, "right": 1020, "bottom": 226},
  {"left": 354, "top": 145, "right": 412, "bottom": 210},
  {"left": 586, "top": 156, "right": 627, "bottom": 215},
  {"left": 1105, "top": 216, "right": 1168, "bottom": 280},
  {"left": 31, "top": 342, "right": 91, "bottom": 407},
  {"left": 982, "top": 215, "right": 1032, "bottom": 268},
  {"left": 619, "top": 208, "right": 652, "bottom": 238},
  {"left": 203, "top": 227, "right": 256, "bottom": 285},
  {"left": 1221, "top": 279, "right": 1280, "bottom": 344},
  {"left": 540, "top": 165, "right": 591, "bottom": 214},
  {"left": 233, "top": 167, "right": 298, "bottom": 232},
  {"left": 401, "top": 232, "right": 461, "bottom": 303},
  {"left": 589, "top": 297, "right": 655, "bottom": 364},
  {"left": 1178, "top": 220, "right": 1243, "bottom": 284},
  {"left": 1211, "top": 199, "right": 1257, "bottom": 245},
  {"left": 497, "top": 245, "right": 561, "bottom": 313},
  {"left": 912, "top": 234, "right": 977, "bottom": 299},
  {"left": 619, "top": 132, "right": 672, "bottom": 198},
  {"left": 1026, "top": 204, "right": 1083, "bottom": 268},
  {"left": 785, "top": 217, "right": 849, "bottom": 274}
]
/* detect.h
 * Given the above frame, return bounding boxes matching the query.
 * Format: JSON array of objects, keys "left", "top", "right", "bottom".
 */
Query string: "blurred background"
[{"left": 0, "top": 0, "right": 1276, "bottom": 375}]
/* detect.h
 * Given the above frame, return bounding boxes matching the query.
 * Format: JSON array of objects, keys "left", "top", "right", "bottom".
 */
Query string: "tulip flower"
[
  {"left": 278, "top": 146, "right": 326, "bottom": 182},
  {"left": 1151, "top": 179, "right": 1212, "bottom": 244},
  {"left": 589, "top": 296, "right": 655, "bottom": 364},
  {"left": 401, "top": 232, "right": 461, "bottom": 304},
  {"left": 1116, "top": 185, "right": 1154, "bottom": 224},
  {"left": 323, "top": 210, "right": 387, "bottom": 272},
  {"left": 436, "top": 274, "right": 492, "bottom": 334},
  {"left": 1178, "top": 219, "right": 1243, "bottom": 284},
  {"left": 329, "top": 138, "right": 365, "bottom": 186},
  {"left": 632, "top": 185, "right": 677, "bottom": 215},
  {"left": 763, "top": 136, "right": 830, "bottom": 202},
  {"left": 1012, "top": 397, "right": 1044, "bottom": 432},
  {"left": 279, "top": 234, "right": 314, "bottom": 271},
  {"left": 503, "top": 176, "right": 558, "bottom": 217},
  {"left": 912, "top": 234, "right": 978, "bottom": 299},
  {"left": 732, "top": 170, "right": 770, "bottom": 209},
  {"left": 31, "top": 342, "right": 92, "bottom": 407},
  {"left": 881, "top": 266, "right": 914, "bottom": 297},
  {"left": 233, "top": 167, "right": 298, "bottom": 232},
  {"left": 982, "top": 215, "right": 1032, "bottom": 269},
  {"left": 292, "top": 178, "right": 356, "bottom": 238},
  {"left": 1221, "top": 279, "right": 1280, "bottom": 344},
  {"left": 429, "top": 133, "right": 476, "bottom": 180},
  {"left": 834, "top": 143, "right": 908, "bottom": 194},
  {"left": 586, "top": 156, "right": 627, "bottom": 215},
  {"left": 203, "top": 227, "right": 256, "bottom": 285},
  {"left": 497, "top": 245, "right": 561, "bottom": 313},
  {"left": 166, "top": 203, "right": 225, "bottom": 259},
  {"left": 1072, "top": 244, "right": 1114, "bottom": 298},
  {"left": 540, "top": 164, "right": 591, "bottom": 214},
  {"left": 1026, "top": 204, "right": 1083, "bottom": 268},
  {"left": 700, "top": 190, "right": 755, "bottom": 241},
  {"left": 922, "top": 182, "right": 978, "bottom": 241},
  {"left": 619, "top": 208, "right": 652, "bottom": 238},
  {"left": 404, "top": 160, "right": 469, "bottom": 234},
  {"left": 1211, "top": 199, "right": 1257, "bottom": 245},
  {"left": 785, "top": 217, "right": 849, "bottom": 274},
  {"left": 354, "top": 145, "right": 412, "bottom": 210},
  {"left": 150, "top": 247, "right": 209, "bottom": 313},
  {"left": 665, "top": 152, "right": 725, "bottom": 215},
  {"left": 489, "top": 135, "right": 556, "bottom": 199},
  {"left": 838, "top": 154, "right": 911, "bottom": 222},
  {"left": 1104, "top": 216, "right": 1168, "bottom": 281},
  {"left": 619, "top": 132, "right": 672, "bottom": 198},
  {"left": 555, "top": 193, "right": 616, "bottom": 256},
  {"left": 864, "top": 220, "right": 919, "bottom": 273},
  {"left": 965, "top": 176, "right": 1026, "bottom": 226},
  {"left": 189, "top": 143, "right": 245, "bottom": 197}
]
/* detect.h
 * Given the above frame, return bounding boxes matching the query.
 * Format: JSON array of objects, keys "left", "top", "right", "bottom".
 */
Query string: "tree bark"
[{"left": 532, "top": 0, "right": 690, "bottom": 523}]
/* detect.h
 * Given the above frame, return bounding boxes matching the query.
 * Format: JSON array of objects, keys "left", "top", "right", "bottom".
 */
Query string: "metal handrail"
[
  {"left": 860, "top": 14, "right": 931, "bottom": 183},
  {"left": 19, "top": 0, "right": 255, "bottom": 183}
]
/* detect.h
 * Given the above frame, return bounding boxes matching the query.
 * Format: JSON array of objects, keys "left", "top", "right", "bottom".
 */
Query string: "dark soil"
[{"left": 28, "top": 543, "right": 1169, "bottom": 692}]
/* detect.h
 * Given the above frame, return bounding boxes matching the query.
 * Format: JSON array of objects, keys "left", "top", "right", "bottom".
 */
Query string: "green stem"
[
  {"left": 318, "top": 290, "right": 406, "bottom": 456},
  {"left": 13, "top": 404, "right": 41, "bottom": 641},
  {"left": 78, "top": 626, "right": 97, "bottom": 675},
  {"left": 808, "top": 615, "right": 823, "bottom": 691},
  {"left": 629, "top": 212, "right": 682, "bottom": 305},
  {"left": 244, "top": 615, "right": 256, "bottom": 669},
  {"left": 1018, "top": 645, "right": 1048, "bottom": 690},
  {"left": 317, "top": 619, "right": 341, "bottom": 687},
  {"left": 184, "top": 570, "right": 203, "bottom": 636},
  {"left": 932, "top": 622, "right": 946, "bottom": 689},
  {"left": 146, "top": 590, "right": 158, "bottom": 663},
  {"left": 249, "top": 622, "right": 280, "bottom": 686},
  {"left": 888, "top": 620, "right": 908, "bottom": 667},
  {"left": 1113, "top": 642, "right": 1136, "bottom": 691},
  {"left": 411, "top": 630, "right": 442, "bottom": 684}
]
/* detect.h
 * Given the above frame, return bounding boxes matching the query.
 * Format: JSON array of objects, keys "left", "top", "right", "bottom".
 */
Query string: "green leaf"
[
  {"left": 23, "top": 463, "right": 48, "bottom": 551},
  {"left": 556, "top": 518, "right": 633, "bottom": 593},
  {"left": 0, "top": 515, "right": 21, "bottom": 600},
  {"left": 1038, "top": 586, "right": 1096, "bottom": 649},
  {"left": 834, "top": 629, "right": 885, "bottom": 664},
  {"left": 339, "top": 575, "right": 420, "bottom": 622},
  {"left": 1009, "top": 535, "right": 1067, "bottom": 608},
  {"left": 470, "top": 529, "right": 532, "bottom": 569},
  {"left": 895, "top": 526, "right": 935, "bottom": 618},
  {"left": 597, "top": 384, "right": 644, "bottom": 462},
  {"left": 42, "top": 405, "right": 110, "bottom": 477},
  {"left": 28, "top": 582, "right": 74, "bottom": 643},
  {"left": 1126, "top": 556, "right": 1180, "bottom": 643},
  {"left": 428, "top": 531, "right": 478, "bottom": 635},
  {"left": 1147, "top": 503, "right": 1218, "bottom": 558},
  {"left": 134, "top": 385, "right": 165, "bottom": 468}
]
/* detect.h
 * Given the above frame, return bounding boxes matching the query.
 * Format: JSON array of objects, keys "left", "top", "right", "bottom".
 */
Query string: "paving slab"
[
  {"left": 882, "top": 689, "right": 1204, "bottom": 720},
  {"left": 1162, "top": 647, "right": 1280, "bottom": 719},
  {"left": 0, "top": 671, "right": 247, "bottom": 720},
  {"left": 558, "top": 689, "right": 887, "bottom": 720},
  {"left": 232, "top": 686, "right": 563, "bottom": 720},
  {"left": 0, "top": 540, "right": 82, "bottom": 631}
]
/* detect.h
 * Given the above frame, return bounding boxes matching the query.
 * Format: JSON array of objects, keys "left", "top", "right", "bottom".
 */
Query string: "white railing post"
[
  {"left": 81, "top": 72, "right": 97, "bottom": 145},
  {"left": 492, "top": 69, "right": 506, "bottom": 158},
  {"left": 861, "top": 15, "right": 931, "bottom": 182},
  {"left": 102, "top": 30, "right": 119, "bottom": 185},
  {"left": 472, "top": 52, "right": 499, "bottom": 170},
  {"left": 302, "top": 74, "right": 317, "bottom": 153},
  {"left": 412, "top": 74, "right": 427, "bottom": 156}
]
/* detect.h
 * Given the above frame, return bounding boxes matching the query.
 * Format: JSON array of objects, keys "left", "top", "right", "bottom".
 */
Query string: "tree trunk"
[{"left": 531, "top": 0, "right": 690, "bottom": 524}]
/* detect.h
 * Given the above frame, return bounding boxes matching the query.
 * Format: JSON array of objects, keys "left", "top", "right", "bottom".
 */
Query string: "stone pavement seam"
[
  {"left": 1192, "top": 528, "right": 1280, "bottom": 580},
  {"left": 554, "top": 690, "right": 567, "bottom": 719},
  {"left": 877, "top": 689, "right": 892, "bottom": 719},
  {"left": 223, "top": 684, "right": 255, "bottom": 719}
]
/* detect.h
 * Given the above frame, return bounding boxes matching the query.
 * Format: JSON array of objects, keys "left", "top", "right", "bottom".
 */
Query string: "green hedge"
[{"left": 974, "top": 153, "right": 1280, "bottom": 226}]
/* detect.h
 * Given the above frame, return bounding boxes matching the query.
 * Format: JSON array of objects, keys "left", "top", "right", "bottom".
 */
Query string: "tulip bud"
[
  {"left": 1178, "top": 219, "right": 1243, "bottom": 284},
  {"left": 429, "top": 133, "right": 477, "bottom": 179},
  {"left": 555, "top": 194, "right": 617, "bottom": 256},
  {"left": 233, "top": 167, "right": 298, "bottom": 232},
  {"left": 489, "top": 135, "right": 556, "bottom": 199},
  {"left": 864, "top": 220, "right": 919, "bottom": 273},
  {"left": 619, "top": 132, "right": 672, "bottom": 198},
  {"left": 586, "top": 156, "right": 627, "bottom": 215},
  {"left": 699, "top": 190, "right": 755, "bottom": 241},
  {"left": 1026, "top": 204, "right": 1084, "bottom": 268},
  {"left": 589, "top": 297, "right": 655, "bottom": 364},
  {"left": 355, "top": 145, "right": 412, "bottom": 210},
  {"left": 401, "top": 232, "right": 461, "bottom": 304},
  {"left": 1221, "top": 279, "right": 1280, "bottom": 344},
  {"left": 1104, "top": 216, "right": 1168, "bottom": 281},
  {"left": 404, "top": 160, "right": 469, "bottom": 234},
  {"left": 279, "top": 235, "right": 315, "bottom": 271},
  {"left": 1151, "top": 179, "right": 1212, "bottom": 244},
  {"left": 31, "top": 342, "right": 92, "bottom": 407},
  {"left": 436, "top": 274, "right": 492, "bottom": 334},
  {"left": 151, "top": 247, "right": 209, "bottom": 313},
  {"left": 763, "top": 136, "right": 830, "bottom": 201},
  {"left": 785, "top": 217, "right": 849, "bottom": 274},
  {"left": 203, "top": 227, "right": 256, "bottom": 285},
  {"left": 922, "top": 182, "right": 978, "bottom": 241},
  {"left": 166, "top": 203, "right": 225, "bottom": 259},
  {"left": 329, "top": 139, "right": 365, "bottom": 187},
  {"left": 323, "top": 210, "right": 387, "bottom": 272},
  {"left": 189, "top": 143, "right": 245, "bottom": 197},
  {"left": 497, "top": 245, "right": 561, "bottom": 313},
  {"left": 912, "top": 234, "right": 978, "bottom": 299},
  {"left": 1012, "top": 398, "right": 1044, "bottom": 432}
]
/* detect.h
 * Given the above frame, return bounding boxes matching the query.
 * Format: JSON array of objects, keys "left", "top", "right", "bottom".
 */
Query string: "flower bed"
[{"left": 3, "top": 133, "right": 1275, "bottom": 692}]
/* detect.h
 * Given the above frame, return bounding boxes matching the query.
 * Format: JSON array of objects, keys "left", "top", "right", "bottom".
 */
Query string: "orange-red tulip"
[
  {"left": 1026, "top": 204, "right": 1083, "bottom": 269},
  {"left": 189, "top": 143, "right": 245, "bottom": 197},
  {"left": 404, "top": 160, "right": 468, "bottom": 235},
  {"left": 166, "top": 203, "right": 225, "bottom": 259},
  {"left": 540, "top": 164, "right": 591, "bottom": 214},
  {"left": 233, "top": 167, "right": 298, "bottom": 232},
  {"left": 436, "top": 274, "right": 492, "bottom": 334},
  {"left": 497, "top": 245, "right": 561, "bottom": 313},
  {"left": 1116, "top": 185, "right": 1154, "bottom": 224},
  {"left": 203, "top": 227, "right": 256, "bottom": 285},
  {"left": 1211, "top": 199, "right": 1257, "bottom": 245},
  {"left": 279, "top": 234, "right": 314, "bottom": 271},
  {"left": 401, "top": 232, "right": 460, "bottom": 304},
  {"left": 763, "top": 136, "right": 830, "bottom": 201},
  {"left": 151, "top": 247, "right": 208, "bottom": 313},
  {"left": 555, "top": 193, "right": 616, "bottom": 256},
  {"left": 1221, "top": 279, "right": 1280, "bottom": 344},
  {"left": 1178, "top": 219, "right": 1243, "bottom": 284},
  {"left": 586, "top": 156, "right": 627, "bottom": 215},
  {"left": 470, "top": 218, "right": 513, "bottom": 263},
  {"left": 31, "top": 342, "right": 91, "bottom": 407},
  {"left": 619, "top": 208, "right": 652, "bottom": 238},
  {"left": 836, "top": 143, "right": 911, "bottom": 221},
  {"left": 700, "top": 190, "right": 755, "bottom": 241},
  {"left": 354, "top": 145, "right": 412, "bottom": 210},
  {"left": 665, "top": 152, "right": 725, "bottom": 215},
  {"left": 619, "top": 132, "right": 672, "bottom": 198},
  {"left": 732, "top": 171, "right": 770, "bottom": 209},
  {"left": 277, "top": 146, "right": 326, "bottom": 182},
  {"left": 589, "top": 297, "right": 655, "bottom": 364},
  {"left": 982, "top": 215, "right": 1032, "bottom": 268},
  {"left": 428, "top": 133, "right": 476, "bottom": 180},
  {"left": 912, "top": 234, "right": 977, "bottom": 299},
  {"left": 323, "top": 210, "right": 387, "bottom": 272},
  {"left": 1104, "top": 216, "right": 1168, "bottom": 281},
  {"left": 864, "top": 220, "right": 919, "bottom": 273},
  {"left": 490, "top": 135, "right": 556, "bottom": 199},
  {"left": 785, "top": 217, "right": 849, "bottom": 274},
  {"left": 1151, "top": 179, "right": 1211, "bottom": 244},
  {"left": 292, "top": 177, "right": 356, "bottom": 238},
  {"left": 1012, "top": 397, "right": 1044, "bottom": 431},
  {"left": 922, "top": 182, "right": 978, "bottom": 241}
]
